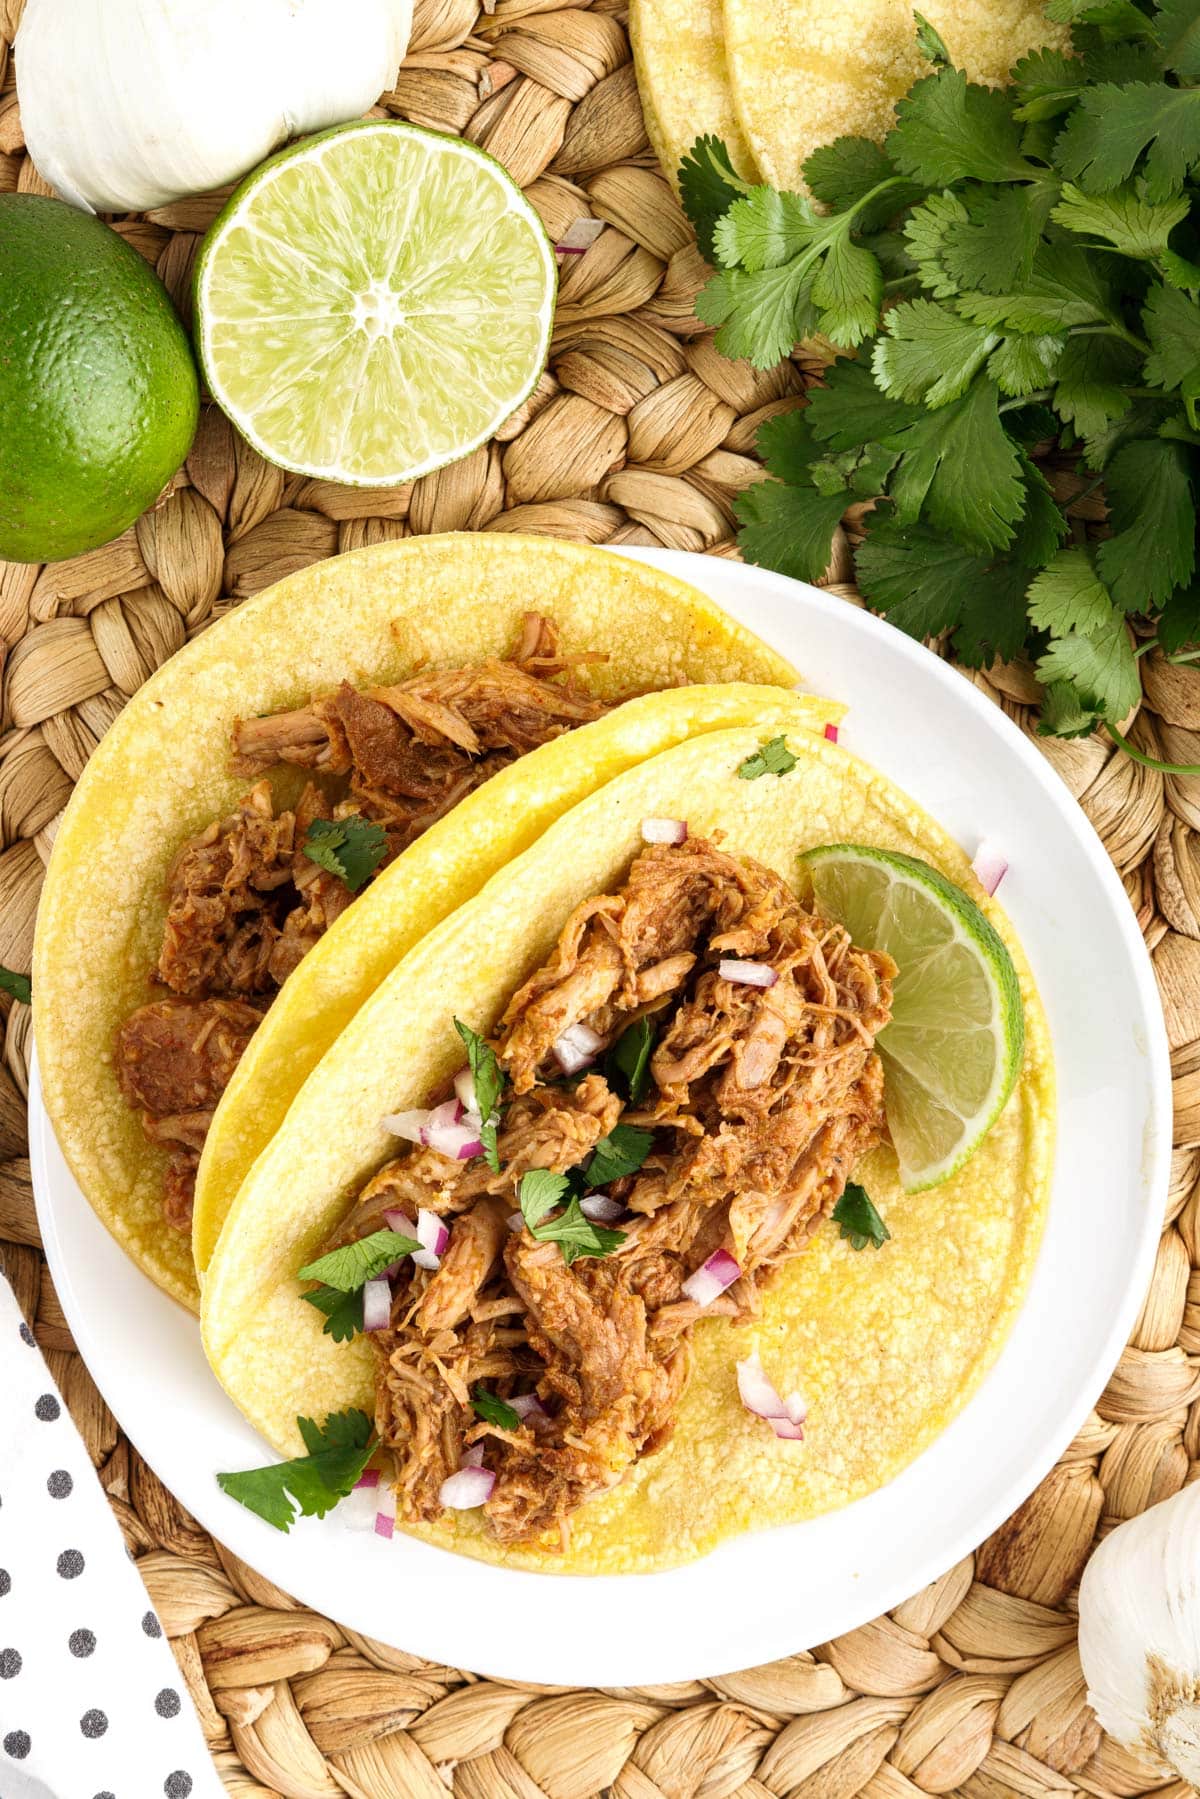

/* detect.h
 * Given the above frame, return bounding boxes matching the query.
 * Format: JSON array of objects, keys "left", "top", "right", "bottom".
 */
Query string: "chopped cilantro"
[
  {"left": 216, "top": 1409, "right": 375, "bottom": 1531},
  {"left": 302, "top": 1284, "right": 364, "bottom": 1343},
  {"left": 737, "top": 735, "right": 798, "bottom": 780},
  {"left": 607, "top": 1016, "right": 658, "bottom": 1105},
  {"left": 518, "top": 1167, "right": 570, "bottom": 1228},
  {"left": 832, "top": 1184, "right": 891, "bottom": 1252},
  {"left": 297, "top": 1227, "right": 419, "bottom": 1294},
  {"left": 0, "top": 966, "right": 30, "bottom": 1005},
  {"left": 517, "top": 1169, "right": 627, "bottom": 1267},
  {"left": 303, "top": 816, "right": 388, "bottom": 893},
  {"left": 472, "top": 1385, "right": 520, "bottom": 1431},
  {"left": 585, "top": 1123, "right": 654, "bottom": 1189},
  {"left": 454, "top": 1018, "right": 505, "bottom": 1172}
]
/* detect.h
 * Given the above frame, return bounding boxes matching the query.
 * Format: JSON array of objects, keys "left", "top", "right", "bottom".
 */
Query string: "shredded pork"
[
  {"left": 116, "top": 616, "right": 612, "bottom": 1229},
  {"left": 330, "top": 837, "right": 895, "bottom": 1549}
]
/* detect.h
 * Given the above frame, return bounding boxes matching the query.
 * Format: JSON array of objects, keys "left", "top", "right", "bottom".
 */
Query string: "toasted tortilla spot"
[{"left": 202, "top": 720, "right": 1053, "bottom": 1574}]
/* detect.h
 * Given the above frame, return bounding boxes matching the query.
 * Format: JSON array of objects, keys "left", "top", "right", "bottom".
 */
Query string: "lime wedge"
[
  {"left": 194, "top": 121, "right": 555, "bottom": 485},
  {"left": 800, "top": 844, "right": 1024, "bottom": 1191}
]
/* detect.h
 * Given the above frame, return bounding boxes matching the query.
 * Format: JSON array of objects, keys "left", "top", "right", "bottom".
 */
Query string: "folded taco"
[
  {"left": 204, "top": 718, "right": 1052, "bottom": 1573},
  {"left": 33, "top": 534, "right": 818, "bottom": 1312}
]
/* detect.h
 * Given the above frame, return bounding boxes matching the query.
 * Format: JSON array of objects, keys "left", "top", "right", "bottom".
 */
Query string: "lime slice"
[
  {"left": 800, "top": 844, "right": 1024, "bottom": 1191},
  {"left": 194, "top": 121, "right": 555, "bottom": 485}
]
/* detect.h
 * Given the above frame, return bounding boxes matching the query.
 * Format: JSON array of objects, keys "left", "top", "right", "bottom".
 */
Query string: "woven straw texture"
[{"left": 1, "top": 2, "right": 1198, "bottom": 1793}]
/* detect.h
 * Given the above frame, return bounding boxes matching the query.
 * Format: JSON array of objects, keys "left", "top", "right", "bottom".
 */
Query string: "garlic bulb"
[
  {"left": 1078, "top": 1479, "right": 1200, "bottom": 1782},
  {"left": 16, "top": 0, "right": 413, "bottom": 215}
]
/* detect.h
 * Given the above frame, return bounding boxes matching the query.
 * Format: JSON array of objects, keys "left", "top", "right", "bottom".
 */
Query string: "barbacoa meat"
[
  {"left": 329, "top": 836, "right": 895, "bottom": 1550},
  {"left": 117, "top": 615, "right": 612, "bottom": 1230}
]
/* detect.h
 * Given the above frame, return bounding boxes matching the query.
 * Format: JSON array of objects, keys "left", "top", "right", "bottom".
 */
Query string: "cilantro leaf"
[
  {"left": 872, "top": 300, "right": 998, "bottom": 407},
  {"left": 517, "top": 1170, "right": 626, "bottom": 1266},
  {"left": 297, "top": 1227, "right": 420, "bottom": 1293},
  {"left": 803, "top": 138, "right": 921, "bottom": 226},
  {"left": 587, "top": 1123, "right": 653, "bottom": 1188},
  {"left": 697, "top": 261, "right": 817, "bottom": 369},
  {"left": 734, "top": 477, "right": 847, "bottom": 582},
  {"left": 956, "top": 240, "right": 1123, "bottom": 334},
  {"left": 1159, "top": 581, "right": 1200, "bottom": 655},
  {"left": 956, "top": 561, "right": 1031, "bottom": 665},
  {"left": 1009, "top": 457, "right": 1069, "bottom": 571},
  {"left": 987, "top": 331, "right": 1064, "bottom": 398},
  {"left": 535, "top": 1196, "right": 626, "bottom": 1267},
  {"left": 1034, "top": 553, "right": 1140, "bottom": 723},
  {"left": 1157, "top": 0, "right": 1200, "bottom": 81},
  {"left": 1011, "top": 46, "right": 1086, "bottom": 122},
  {"left": 1097, "top": 438, "right": 1195, "bottom": 609},
  {"left": 518, "top": 1167, "right": 570, "bottom": 1228},
  {"left": 737, "top": 734, "right": 799, "bottom": 780},
  {"left": 678, "top": 136, "right": 750, "bottom": 262},
  {"left": 1051, "top": 180, "right": 1190, "bottom": 264},
  {"left": 1027, "top": 547, "right": 1117, "bottom": 636},
  {"left": 1055, "top": 83, "right": 1200, "bottom": 202},
  {"left": 832, "top": 1183, "right": 890, "bottom": 1251},
  {"left": 302, "top": 1284, "right": 364, "bottom": 1343},
  {"left": 1144, "top": 284, "right": 1200, "bottom": 395},
  {"left": 455, "top": 1018, "right": 505, "bottom": 1173},
  {"left": 885, "top": 378, "right": 1026, "bottom": 553},
  {"left": 855, "top": 518, "right": 1028, "bottom": 662},
  {"left": 913, "top": 11, "right": 951, "bottom": 68},
  {"left": 0, "top": 966, "right": 31, "bottom": 1005},
  {"left": 1046, "top": 0, "right": 1158, "bottom": 33},
  {"left": 887, "top": 69, "right": 1037, "bottom": 186},
  {"left": 607, "top": 1016, "right": 658, "bottom": 1104},
  {"left": 472, "top": 1385, "right": 520, "bottom": 1431},
  {"left": 805, "top": 358, "right": 927, "bottom": 452},
  {"left": 1052, "top": 334, "right": 1140, "bottom": 440},
  {"left": 303, "top": 816, "right": 388, "bottom": 894},
  {"left": 217, "top": 1409, "right": 375, "bottom": 1531}
]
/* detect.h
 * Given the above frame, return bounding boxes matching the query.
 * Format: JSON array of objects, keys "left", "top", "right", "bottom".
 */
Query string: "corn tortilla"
[
  {"left": 630, "top": 0, "right": 759, "bottom": 190},
  {"left": 722, "top": 0, "right": 1068, "bottom": 193},
  {"left": 33, "top": 534, "right": 799, "bottom": 1312},
  {"left": 202, "top": 721, "right": 1053, "bottom": 1574}
]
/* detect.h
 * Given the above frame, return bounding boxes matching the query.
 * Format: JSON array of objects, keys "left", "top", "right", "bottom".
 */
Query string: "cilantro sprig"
[
  {"left": 0, "top": 966, "right": 30, "bottom": 1005},
  {"left": 606, "top": 1016, "right": 658, "bottom": 1104},
  {"left": 304, "top": 815, "right": 388, "bottom": 892},
  {"left": 832, "top": 1183, "right": 891, "bottom": 1252},
  {"left": 455, "top": 1018, "right": 505, "bottom": 1173},
  {"left": 517, "top": 1168, "right": 627, "bottom": 1266},
  {"left": 217, "top": 1409, "right": 376, "bottom": 1531},
  {"left": 680, "top": 3, "right": 1200, "bottom": 749},
  {"left": 737, "top": 734, "right": 798, "bottom": 779}
]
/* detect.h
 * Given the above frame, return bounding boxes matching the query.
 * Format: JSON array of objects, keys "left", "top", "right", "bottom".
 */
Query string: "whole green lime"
[{"left": 0, "top": 195, "right": 199, "bottom": 563}]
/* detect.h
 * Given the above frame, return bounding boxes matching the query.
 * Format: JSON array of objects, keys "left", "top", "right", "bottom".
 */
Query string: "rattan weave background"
[{"left": 1, "top": 2, "right": 1198, "bottom": 1793}]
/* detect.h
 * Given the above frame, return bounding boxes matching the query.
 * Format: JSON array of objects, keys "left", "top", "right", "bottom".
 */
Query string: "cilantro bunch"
[{"left": 680, "top": 0, "right": 1200, "bottom": 746}]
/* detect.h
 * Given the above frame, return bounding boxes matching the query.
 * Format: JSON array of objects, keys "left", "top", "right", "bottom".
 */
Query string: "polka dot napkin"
[{"left": 0, "top": 1275, "right": 222, "bottom": 1798}]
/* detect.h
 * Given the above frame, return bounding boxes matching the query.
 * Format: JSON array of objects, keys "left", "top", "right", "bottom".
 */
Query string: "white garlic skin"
[
  {"left": 15, "top": 0, "right": 414, "bottom": 215},
  {"left": 1078, "top": 1478, "right": 1200, "bottom": 1782}
]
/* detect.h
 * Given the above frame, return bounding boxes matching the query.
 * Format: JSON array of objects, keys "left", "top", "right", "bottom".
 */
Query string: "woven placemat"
[{"left": 1, "top": 3, "right": 1198, "bottom": 1794}]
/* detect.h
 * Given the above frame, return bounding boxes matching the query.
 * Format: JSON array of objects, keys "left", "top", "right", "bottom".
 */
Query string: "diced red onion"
[
  {"left": 416, "top": 1208, "right": 450, "bottom": 1259},
  {"left": 580, "top": 1191, "right": 625, "bottom": 1224},
  {"left": 362, "top": 1277, "right": 392, "bottom": 1332},
  {"left": 556, "top": 216, "right": 605, "bottom": 256},
  {"left": 824, "top": 722, "right": 839, "bottom": 744},
  {"left": 461, "top": 1443, "right": 486, "bottom": 1469},
  {"left": 554, "top": 1020, "right": 605, "bottom": 1075},
  {"left": 641, "top": 816, "right": 688, "bottom": 845},
  {"left": 507, "top": 1210, "right": 524, "bottom": 1233},
  {"left": 380, "top": 1106, "right": 429, "bottom": 1144},
  {"left": 509, "top": 1392, "right": 549, "bottom": 1423},
  {"left": 972, "top": 839, "right": 1008, "bottom": 897},
  {"left": 737, "top": 1351, "right": 807, "bottom": 1443},
  {"left": 341, "top": 1482, "right": 380, "bottom": 1532},
  {"left": 425, "top": 1096, "right": 483, "bottom": 1161},
  {"left": 453, "top": 1066, "right": 478, "bottom": 1112},
  {"left": 439, "top": 1464, "right": 496, "bottom": 1509},
  {"left": 718, "top": 958, "right": 778, "bottom": 988},
  {"left": 374, "top": 1481, "right": 397, "bottom": 1540},
  {"left": 354, "top": 1469, "right": 379, "bottom": 1490},
  {"left": 383, "top": 1207, "right": 418, "bottom": 1237},
  {"left": 682, "top": 1247, "right": 742, "bottom": 1307}
]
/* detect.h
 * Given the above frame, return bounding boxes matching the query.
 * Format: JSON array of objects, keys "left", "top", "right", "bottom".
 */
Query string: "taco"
[
  {"left": 33, "top": 534, "right": 813, "bottom": 1312},
  {"left": 203, "top": 719, "right": 1052, "bottom": 1573}
]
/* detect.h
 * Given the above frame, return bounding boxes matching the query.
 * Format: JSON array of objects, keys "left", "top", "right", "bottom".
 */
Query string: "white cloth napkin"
[{"left": 0, "top": 1273, "right": 222, "bottom": 1799}]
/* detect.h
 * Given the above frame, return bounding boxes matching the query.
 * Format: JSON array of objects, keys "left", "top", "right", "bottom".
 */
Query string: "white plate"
[{"left": 30, "top": 548, "right": 1170, "bottom": 1686}]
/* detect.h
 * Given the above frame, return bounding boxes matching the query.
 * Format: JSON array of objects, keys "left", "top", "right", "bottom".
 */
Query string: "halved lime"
[
  {"left": 800, "top": 844, "right": 1024, "bottom": 1191},
  {"left": 194, "top": 121, "right": 555, "bottom": 485}
]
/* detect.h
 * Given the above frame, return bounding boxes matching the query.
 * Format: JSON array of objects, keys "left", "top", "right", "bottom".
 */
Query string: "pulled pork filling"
[
  {"left": 323, "top": 836, "right": 896, "bottom": 1549},
  {"left": 115, "top": 616, "right": 611, "bottom": 1231}
]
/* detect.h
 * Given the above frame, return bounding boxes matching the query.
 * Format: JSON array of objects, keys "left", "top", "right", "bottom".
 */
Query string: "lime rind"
[
  {"left": 799, "top": 843, "right": 1025, "bottom": 1191},
  {"left": 193, "top": 120, "right": 556, "bottom": 487}
]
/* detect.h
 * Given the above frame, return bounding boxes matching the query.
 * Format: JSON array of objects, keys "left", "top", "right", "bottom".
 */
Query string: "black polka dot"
[
  {"left": 18, "top": 1321, "right": 34, "bottom": 1347},
  {"left": 164, "top": 1774, "right": 192, "bottom": 1798},
  {"left": 154, "top": 1687, "right": 181, "bottom": 1719},
  {"left": 47, "top": 1468, "right": 73, "bottom": 1499},
  {"left": 0, "top": 1570, "right": 9, "bottom": 1597},
  {"left": 0, "top": 1648, "right": 19, "bottom": 1678},
  {"left": 3, "top": 1729, "right": 30, "bottom": 1759},
  {"left": 80, "top": 1709, "right": 108, "bottom": 1739},
  {"left": 94, "top": 1792, "right": 116, "bottom": 1799},
  {"left": 57, "top": 1549, "right": 84, "bottom": 1579},
  {"left": 70, "top": 1628, "right": 96, "bottom": 1658},
  {"left": 34, "top": 1393, "right": 60, "bottom": 1422},
  {"left": 141, "top": 1610, "right": 162, "bottom": 1639}
]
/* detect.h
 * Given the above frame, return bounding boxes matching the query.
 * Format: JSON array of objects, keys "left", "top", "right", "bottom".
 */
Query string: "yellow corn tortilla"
[
  {"left": 630, "top": 0, "right": 760, "bottom": 190},
  {"left": 722, "top": 0, "right": 1068, "bottom": 192},
  {"left": 33, "top": 534, "right": 800, "bottom": 1313},
  {"left": 202, "top": 719, "right": 1053, "bottom": 1574}
]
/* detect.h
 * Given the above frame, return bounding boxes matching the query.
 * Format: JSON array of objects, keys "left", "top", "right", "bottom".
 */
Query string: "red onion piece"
[
  {"left": 554, "top": 1020, "right": 604, "bottom": 1075},
  {"left": 682, "top": 1247, "right": 742, "bottom": 1307},
  {"left": 580, "top": 1191, "right": 625, "bottom": 1224},
  {"left": 824, "top": 722, "right": 839, "bottom": 744},
  {"left": 439, "top": 1464, "right": 496, "bottom": 1509},
  {"left": 453, "top": 1066, "right": 477, "bottom": 1112},
  {"left": 641, "top": 816, "right": 688, "bottom": 845},
  {"left": 971, "top": 839, "right": 1008, "bottom": 897},
  {"left": 383, "top": 1208, "right": 418, "bottom": 1238},
  {"left": 362, "top": 1278, "right": 392, "bottom": 1332},
  {"left": 374, "top": 1481, "right": 397, "bottom": 1540},
  {"left": 506, "top": 1211, "right": 524, "bottom": 1233},
  {"left": 508, "top": 1392, "right": 549, "bottom": 1423},
  {"left": 425, "top": 1095, "right": 483, "bottom": 1160},
  {"left": 416, "top": 1208, "right": 450, "bottom": 1260},
  {"left": 737, "top": 1351, "right": 807, "bottom": 1442},
  {"left": 556, "top": 216, "right": 605, "bottom": 256},
  {"left": 718, "top": 958, "right": 778, "bottom": 988},
  {"left": 341, "top": 1482, "right": 380, "bottom": 1532},
  {"left": 461, "top": 1443, "right": 486, "bottom": 1469},
  {"left": 354, "top": 1469, "right": 379, "bottom": 1490},
  {"left": 380, "top": 1106, "right": 429, "bottom": 1144}
]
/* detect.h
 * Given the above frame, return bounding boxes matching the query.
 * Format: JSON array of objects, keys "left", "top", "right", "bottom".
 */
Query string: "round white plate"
[{"left": 30, "top": 547, "right": 1170, "bottom": 1686}]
